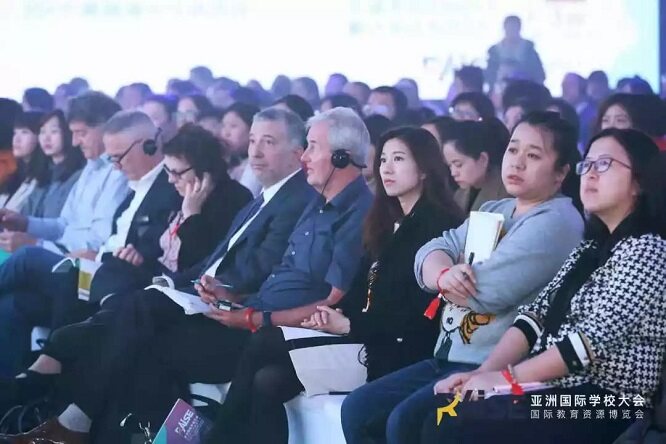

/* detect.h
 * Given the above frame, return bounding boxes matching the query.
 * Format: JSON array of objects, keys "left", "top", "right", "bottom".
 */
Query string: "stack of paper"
[{"left": 464, "top": 211, "right": 505, "bottom": 264}]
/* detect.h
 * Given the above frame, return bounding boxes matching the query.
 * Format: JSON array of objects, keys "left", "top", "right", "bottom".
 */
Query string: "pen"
[
  {"left": 191, "top": 279, "right": 234, "bottom": 289},
  {"left": 461, "top": 253, "right": 475, "bottom": 281}
]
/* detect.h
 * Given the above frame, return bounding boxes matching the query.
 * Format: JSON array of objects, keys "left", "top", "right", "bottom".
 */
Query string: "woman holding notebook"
[
  {"left": 422, "top": 128, "right": 666, "bottom": 443},
  {"left": 341, "top": 111, "right": 585, "bottom": 444}
]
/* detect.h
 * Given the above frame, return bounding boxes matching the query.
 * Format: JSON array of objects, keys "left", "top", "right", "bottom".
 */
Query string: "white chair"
[{"left": 189, "top": 383, "right": 347, "bottom": 444}]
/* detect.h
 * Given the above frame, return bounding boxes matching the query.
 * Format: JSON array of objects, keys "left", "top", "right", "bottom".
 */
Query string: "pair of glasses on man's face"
[{"left": 575, "top": 157, "right": 631, "bottom": 176}]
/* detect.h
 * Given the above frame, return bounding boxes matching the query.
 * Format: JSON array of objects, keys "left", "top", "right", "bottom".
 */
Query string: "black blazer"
[
  {"left": 174, "top": 170, "right": 316, "bottom": 294},
  {"left": 90, "top": 169, "right": 181, "bottom": 303},
  {"left": 175, "top": 177, "right": 252, "bottom": 271},
  {"left": 342, "top": 197, "right": 463, "bottom": 381}
]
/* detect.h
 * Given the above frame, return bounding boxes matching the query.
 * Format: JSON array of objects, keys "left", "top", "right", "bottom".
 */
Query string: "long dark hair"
[
  {"left": 363, "top": 127, "right": 463, "bottom": 258},
  {"left": 40, "top": 110, "right": 85, "bottom": 182},
  {"left": 0, "top": 112, "right": 50, "bottom": 195},
  {"left": 514, "top": 111, "right": 583, "bottom": 213},
  {"left": 584, "top": 128, "right": 666, "bottom": 240}
]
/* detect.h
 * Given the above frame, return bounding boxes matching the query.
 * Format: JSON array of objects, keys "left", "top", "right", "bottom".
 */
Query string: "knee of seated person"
[
  {"left": 385, "top": 400, "right": 416, "bottom": 438},
  {"left": 251, "top": 366, "right": 290, "bottom": 401},
  {"left": 341, "top": 389, "right": 366, "bottom": 430}
]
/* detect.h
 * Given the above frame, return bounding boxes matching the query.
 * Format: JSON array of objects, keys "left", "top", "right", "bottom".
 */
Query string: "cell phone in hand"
[{"left": 215, "top": 300, "right": 244, "bottom": 311}]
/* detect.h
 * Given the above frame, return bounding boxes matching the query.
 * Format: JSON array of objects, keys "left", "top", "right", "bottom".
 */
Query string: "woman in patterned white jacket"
[{"left": 429, "top": 127, "right": 666, "bottom": 444}]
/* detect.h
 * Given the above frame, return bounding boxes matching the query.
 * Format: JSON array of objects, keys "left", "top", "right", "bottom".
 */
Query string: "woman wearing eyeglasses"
[
  {"left": 113, "top": 123, "right": 252, "bottom": 285},
  {"left": 155, "top": 123, "right": 252, "bottom": 275},
  {"left": 427, "top": 128, "right": 666, "bottom": 443}
]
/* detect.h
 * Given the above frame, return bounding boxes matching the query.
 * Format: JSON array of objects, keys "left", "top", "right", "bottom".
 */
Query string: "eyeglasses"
[
  {"left": 109, "top": 139, "right": 141, "bottom": 166},
  {"left": 575, "top": 157, "right": 632, "bottom": 175},
  {"left": 163, "top": 164, "right": 193, "bottom": 179}
]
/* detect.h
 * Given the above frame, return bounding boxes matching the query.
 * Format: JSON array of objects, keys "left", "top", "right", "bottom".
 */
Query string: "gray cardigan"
[
  {"left": 414, "top": 195, "right": 584, "bottom": 364},
  {"left": 21, "top": 169, "right": 81, "bottom": 219}
]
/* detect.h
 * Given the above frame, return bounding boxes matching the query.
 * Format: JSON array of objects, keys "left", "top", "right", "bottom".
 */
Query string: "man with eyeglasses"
[
  {"left": 0, "top": 110, "right": 179, "bottom": 382},
  {"left": 0, "top": 92, "right": 129, "bottom": 378}
]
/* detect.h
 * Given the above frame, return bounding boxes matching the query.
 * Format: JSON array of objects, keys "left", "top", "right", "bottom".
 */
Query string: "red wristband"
[
  {"left": 245, "top": 308, "right": 258, "bottom": 333},
  {"left": 501, "top": 368, "right": 524, "bottom": 395},
  {"left": 436, "top": 267, "right": 450, "bottom": 295},
  {"left": 423, "top": 268, "right": 451, "bottom": 321}
]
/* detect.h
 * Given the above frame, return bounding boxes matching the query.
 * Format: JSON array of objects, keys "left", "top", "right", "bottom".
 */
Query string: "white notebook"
[
  {"left": 145, "top": 285, "right": 211, "bottom": 315},
  {"left": 464, "top": 211, "right": 505, "bottom": 264}
]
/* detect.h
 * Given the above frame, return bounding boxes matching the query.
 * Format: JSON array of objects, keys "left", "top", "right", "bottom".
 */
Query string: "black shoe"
[{"left": 0, "top": 371, "right": 57, "bottom": 415}]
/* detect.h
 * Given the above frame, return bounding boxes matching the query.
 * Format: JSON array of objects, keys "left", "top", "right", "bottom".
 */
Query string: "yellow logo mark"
[{"left": 436, "top": 393, "right": 462, "bottom": 425}]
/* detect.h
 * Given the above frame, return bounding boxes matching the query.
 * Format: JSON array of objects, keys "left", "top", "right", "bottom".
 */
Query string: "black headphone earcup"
[
  {"left": 331, "top": 150, "right": 350, "bottom": 169},
  {"left": 143, "top": 139, "right": 158, "bottom": 156}
]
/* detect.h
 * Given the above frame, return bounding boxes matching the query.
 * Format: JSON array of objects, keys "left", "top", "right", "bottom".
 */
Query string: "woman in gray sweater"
[{"left": 341, "top": 112, "right": 585, "bottom": 444}]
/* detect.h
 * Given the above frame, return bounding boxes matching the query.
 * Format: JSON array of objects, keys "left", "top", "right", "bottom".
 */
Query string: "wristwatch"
[{"left": 262, "top": 311, "right": 273, "bottom": 328}]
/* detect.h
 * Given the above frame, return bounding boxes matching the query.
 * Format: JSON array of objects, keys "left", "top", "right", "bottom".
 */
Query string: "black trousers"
[
  {"left": 41, "top": 289, "right": 250, "bottom": 428},
  {"left": 205, "top": 326, "right": 304, "bottom": 444}
]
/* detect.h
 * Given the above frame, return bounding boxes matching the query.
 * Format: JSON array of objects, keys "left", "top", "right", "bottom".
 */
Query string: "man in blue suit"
[{"left": 0, "top": 108, "right": 315, "bottom": 444}]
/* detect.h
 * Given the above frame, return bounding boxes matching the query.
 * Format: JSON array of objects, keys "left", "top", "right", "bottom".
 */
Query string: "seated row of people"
[{"left": 0, "top": 105, "right": 664, "bottom": 444}]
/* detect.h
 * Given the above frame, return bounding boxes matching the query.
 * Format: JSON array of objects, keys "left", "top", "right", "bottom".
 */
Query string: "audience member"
[
  {"left": 449, "top": 92, "right": 496, "bottom": 122},
  {"left": 16, "top": 111, "right": 85, "bottom": 224},
  {"left": 203, "top": 107, "right": 373, "bottom": 443},
  {"left": 140, "top": 94, "right": 178, "bottom": 143},
  {"left": 487, "top": 15, "right": 546, "bottom": 88},
  {"left": 443, "top": 119, "right": 510, "bottom": 214},
  {"left": 325, "top": 73, "right": 348, "bottom": 96},
  {"left": 207, "top": 127, "right": 464, "bottom": 444},
  {"left": 320, "top": 93, "right": 362, "bottom": 115},
  {"left": 0, "top": 99, "right": 22, "bottom": 187},
  {"left": 0, "top": 112, "right": 49, "bottom": 212},
  {"left": 587, "top": 70, "right": 611, "bottom": 104},
  {"left": 206, "top": 77, "right": 240, "bottom": 109},
  {"left": 220, "top": 102, "right": 261, "bottom": 195},
  {"left": 0, "top": 108, "right": 315, "bottom": 443},
  {"left": 422, "top": 116, "right": 457, "bottom": 148},
  {"left": 546, "top": 98, "right": 581, "bottom": 149},
  {"left": 291, "top": 77, "right": 321, "bottom": 109},
  {"left": 366, "top": 86, "right": 408, "bottom": 122},
  {"left": 561, "top": 73, "right": 596, "bottom": 145},
  {"left": 22, "top": 88, "right": 54, "bottom": 113},
  {"left": 53, "top": 84, "right": 74, "bottom": 113},
  {"left": 118, "top": 123, "right": 251, "bottom": 290},
  {"left": 617, "top": 75, "right": 654, "bottom": 95},
  {"left": 341, "top": 112, "right": 584, "bottom": 444},
  {"left": 427, "top": 128, "right": 666, "bottom": 444},
  {"left": 272, "top": 94, "right": 314, "bottom": 123},
  {"left": 343, "top": 81, "right": 372, "bottom": 107},
  {"left": 195, "top": 108, "right": 223, "bottom": 137},
  {"left": 117, "top": 83, "right": 152, "bottom": 110},
  {"left": 167, "top": 80, "right": 200, "bottom": 98},
  {"left": 246, "top": 80, "right": 274, "bottom": 107},
  {"left": 395, "top": 78, "right": 421, "bottom": 109},
  {"left": 595, "top": 93, "right": 666, "bottom": 150},
  {"left": 270, "top": 75, "right": 292, "bottom": 100},
  {"left": 502, "top": 79, "right": 551, "bottom": 130},
  {"left": 175, "top": 94, "right": 214, "bottom": 129},
  {"left": 454, "top": 66, "right": 485, "bottom": 94},
  {"left": 363, "top": 114, "right": 393, "bottom": 191},
  {"left": 0, "top": 94, "right": 128, "bottom": 377},
  {"left": 189, "top": 66, "right": 215, "bottom": 94}
]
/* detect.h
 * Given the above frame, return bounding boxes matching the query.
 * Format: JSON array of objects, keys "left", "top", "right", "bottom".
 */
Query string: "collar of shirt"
[
  {"left": 128, "top": 161, "right": 164, "bottom": 192},
  {"left": 260, "top": 168, "right": 301, "bottom": 206},
  {"left": 87, "top": 155, "right": 111, "bottom": 171},
  {"left": 323, "top": 175, "right": 369, "bottom": 211}
]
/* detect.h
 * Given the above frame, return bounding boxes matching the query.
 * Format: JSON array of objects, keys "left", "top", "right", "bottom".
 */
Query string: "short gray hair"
[
  {"left": 307, "top": 107, "right": 369, "bottom": 167},
  {"left": 253, "top": 107, "right": 305, "bottom": 150},
  {"left": 103, "top": 110, "right": 155, "bottom": 135}
]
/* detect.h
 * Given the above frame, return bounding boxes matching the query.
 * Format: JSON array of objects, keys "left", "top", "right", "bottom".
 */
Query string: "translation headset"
[
  {"left": 142, "top": 128, "right": 162, "bottom": 156},
  {"left": 330, "top": 149, "right": 366, "bottom": 170}
]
